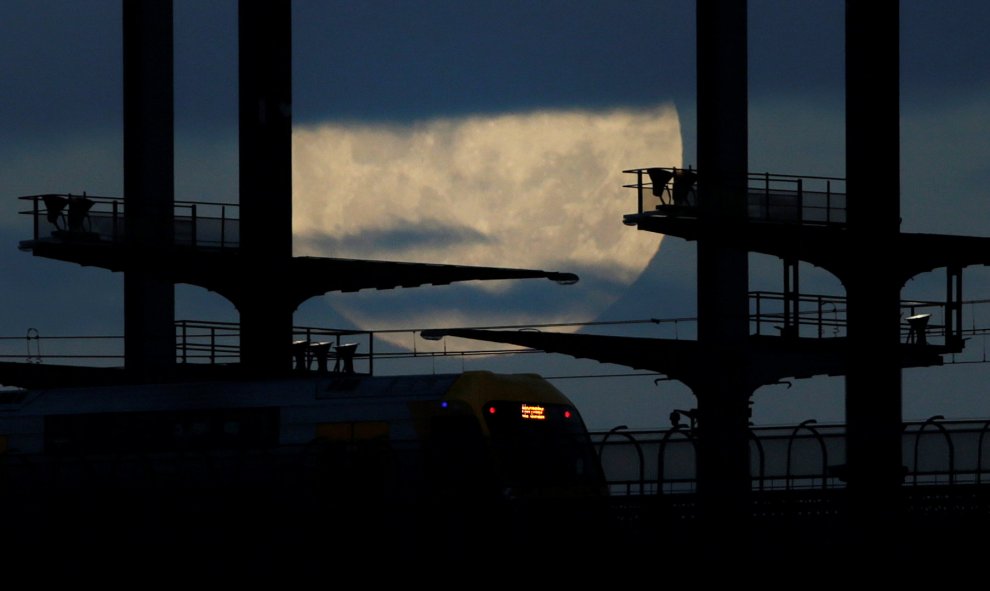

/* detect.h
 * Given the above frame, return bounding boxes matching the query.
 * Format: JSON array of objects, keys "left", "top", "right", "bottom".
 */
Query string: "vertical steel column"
[
  {"left": 843, "top": 0, "right": 904, "bottom": 529},
  {"left": 783, "top": 258, "right": 800, "bottom": 338},
  {"left": 123, "top": 0, "right": 176, "bottom": 380},
  {"left": 694, "top": 0, "right": 753, "bottom": 541},
  {"left": 238, "top": 0, "right": 294, "bottom": 375},
  {"left": 947, "top": 266, "right": 962, "bottom": 347}
]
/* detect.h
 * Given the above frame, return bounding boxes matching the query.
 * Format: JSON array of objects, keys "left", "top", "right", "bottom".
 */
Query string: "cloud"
[
  {"left": 293, "top": 105, "right": 679, "bottom": 278},
  {"left": 291, "top": 106, "right": 681, "bottom": 336},
  {"left": 296, "top": 218, "right": 494, "bottom": 258}
]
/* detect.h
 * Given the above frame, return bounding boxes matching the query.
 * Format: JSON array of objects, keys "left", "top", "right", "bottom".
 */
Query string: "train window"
[
  {"left": 482, "top": 401, "right": 602, "bottom": 493},
  {"left": 315, "top": 421, "right": 389, "bottom": 442},
  {"left": 44, "top": 407, "right": 280, "bottom": 454}
]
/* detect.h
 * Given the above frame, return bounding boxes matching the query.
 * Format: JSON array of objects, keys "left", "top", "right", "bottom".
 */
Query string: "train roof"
[{"left": 0, "top": 370, "right": 573, "bottom": 418}]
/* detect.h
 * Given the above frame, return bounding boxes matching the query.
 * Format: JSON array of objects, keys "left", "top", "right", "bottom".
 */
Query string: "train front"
[{"left": 435, "top": 371, "right": 610, "bottom": 547}]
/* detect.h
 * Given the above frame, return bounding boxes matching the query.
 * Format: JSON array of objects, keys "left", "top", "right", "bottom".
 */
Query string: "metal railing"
[
  {"left": 623, "top": 167, "right": 847, "bottom": 226},
  {"left": 591, "top": 416, "right": 990, "bottom": 496},
  {"left": 0, "top": 319, "right": 671, "bottom": 376},
  {"left": 19, "top": 193, "right": 240, "bottom": 249},
  {"left": 750, "top": 290, "right": 848, "bottom": 339},
  {"left": 746, "top": 171, "right": 846, "bottom": 225},
  {"left": 3, "top": 297, "right": 983, "bottom": 376},
  {"left": 749, "top": 291, "right": 963, "bottom": 346}
]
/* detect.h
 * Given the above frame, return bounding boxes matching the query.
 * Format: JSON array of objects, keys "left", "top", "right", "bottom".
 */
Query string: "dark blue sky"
[
  {"left": 1, "top": 1, "right": 989, "bottom": 429},
  {"left": 5, "top": 2, "right": 985, "bottom": 134},
  {"left": 292, "top": 0, "right": 694, "bottom": 123}
]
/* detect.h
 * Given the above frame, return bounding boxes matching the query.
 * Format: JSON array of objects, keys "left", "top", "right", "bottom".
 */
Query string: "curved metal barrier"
[
  {"left": 912, "top": 415, "right": 955, "bottom": 486},
  {"left": 786, "top": 419, "right": 829, "bottom": 491},
  {"left": 657, "top": 425, "right": 697, "bottom": 495},
  {"left": 597, "top": 425, "right": 645, "bottom": 496}
]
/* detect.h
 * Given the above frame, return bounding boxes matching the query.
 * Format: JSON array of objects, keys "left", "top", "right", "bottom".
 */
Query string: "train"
[{"left": 0, "top": 369, "right": 609, "bottom": 571}]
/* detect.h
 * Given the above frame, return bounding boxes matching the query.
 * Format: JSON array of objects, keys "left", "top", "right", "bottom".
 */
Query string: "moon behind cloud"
[{"left": 292, "top": 106, "right": 681, "bottom": 333}]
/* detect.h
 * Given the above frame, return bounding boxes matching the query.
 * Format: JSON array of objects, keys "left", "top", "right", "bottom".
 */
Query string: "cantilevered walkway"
[
  {"left": 623, "top": 167, "right": 990, "bottom": 286},
  {"left": 18, "top": 193, "right": 577, "bottom": 306},
  {"left": 423, "top": 167, "right": 990, "bottom": 393}
]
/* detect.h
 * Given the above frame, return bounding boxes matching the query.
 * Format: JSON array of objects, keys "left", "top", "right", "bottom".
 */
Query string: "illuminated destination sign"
[{"left": 520, "top": 404, "right": 546, "bottom": 420}]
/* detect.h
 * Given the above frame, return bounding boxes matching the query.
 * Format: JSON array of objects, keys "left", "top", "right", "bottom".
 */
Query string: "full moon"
[{"left": 291, "top": 105, "right": 681, "bottom": 333}]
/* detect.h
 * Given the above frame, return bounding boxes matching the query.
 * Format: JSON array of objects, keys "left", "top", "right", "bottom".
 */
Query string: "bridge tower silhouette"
[
  {"left": 419, "top": 0, "right": 990, "bottom": 561},
  {"left": 13, "top": 0, "right": 579, "bottom": 387}
]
